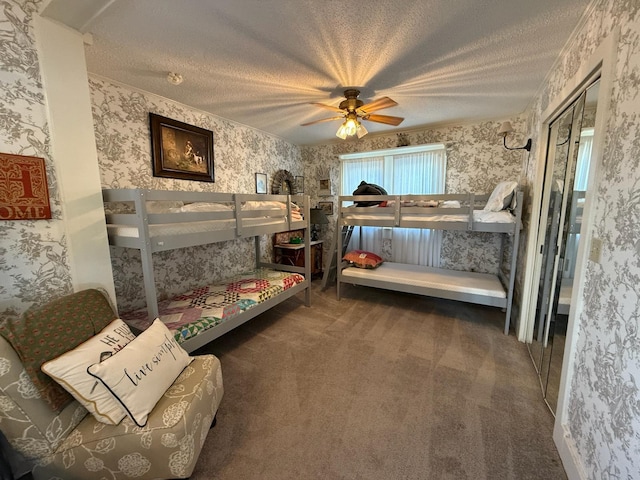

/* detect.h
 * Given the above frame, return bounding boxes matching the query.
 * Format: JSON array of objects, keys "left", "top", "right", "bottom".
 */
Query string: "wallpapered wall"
[
  {"left": 90, "top": 77, "right": 303, "bottom": 313},
  {"left": 3, "top": 0, "right": 638, "bottom": 476},
  {"left": 524, "top": 0, "right": 640, "bottom": 477},
  {"left": 0, "top": 0, "right": 73, "bottom": 321},
  {"left": 301, "top": 122, "right": 525, "bottom": 276}
]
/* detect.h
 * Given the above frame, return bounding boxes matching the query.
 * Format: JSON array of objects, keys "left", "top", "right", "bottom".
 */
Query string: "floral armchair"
[{"left": 0, "top": 289, "right": 223, "bottom": 480}]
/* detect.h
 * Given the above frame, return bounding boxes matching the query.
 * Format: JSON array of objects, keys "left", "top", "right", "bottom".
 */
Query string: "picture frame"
[
  {"left": 319, "top": 178, "right": 331, "bottom": 196},
  {"left": 149, "top": 113, "right": 215, "bottom": 182},
  {"left": 255, "top": 173, "right": 267, "bottom": 194},
  {"left": 318, "top": 201, "right": 333, "bottom": 216},
  {"left": 0, "top": 153, "right": 51, "bottom": 220},
  {"left": 295, "top": 176, "right": 304, "bottom": 193}
]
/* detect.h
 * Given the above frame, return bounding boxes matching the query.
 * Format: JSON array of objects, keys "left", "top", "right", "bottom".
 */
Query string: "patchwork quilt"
[{"left": 124, "top": 269, "right": 304, "bottom": 344}]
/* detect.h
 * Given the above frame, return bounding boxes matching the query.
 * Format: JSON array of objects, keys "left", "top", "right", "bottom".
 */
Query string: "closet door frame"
[{"left": 517, "top": 28, "right": 618, "bottom": 479}]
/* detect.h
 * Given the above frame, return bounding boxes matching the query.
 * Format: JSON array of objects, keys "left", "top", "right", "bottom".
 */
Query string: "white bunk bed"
[
  {"left": 336, "top": 191, "right": 523, "bottom": 334},
  {"left": 102, "top": 188, "right": 311, "bottom": 352}
]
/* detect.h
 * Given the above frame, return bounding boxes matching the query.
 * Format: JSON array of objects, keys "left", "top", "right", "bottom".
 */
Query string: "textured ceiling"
[{"left": 42, "top": 0, "right": 591, "bottom": 145}]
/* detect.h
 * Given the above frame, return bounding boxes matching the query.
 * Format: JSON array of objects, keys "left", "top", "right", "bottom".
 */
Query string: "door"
[{"left": 528, "top": 78, "right": 599, "bottom": 414}]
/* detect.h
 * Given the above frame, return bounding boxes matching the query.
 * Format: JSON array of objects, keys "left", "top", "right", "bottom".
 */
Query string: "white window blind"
[{"left": 339, "top": 144, "right": 447, "bottom": 266}]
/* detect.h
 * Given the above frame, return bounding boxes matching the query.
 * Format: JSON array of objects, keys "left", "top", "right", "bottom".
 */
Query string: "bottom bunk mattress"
[
  {"left": 341, "top": 262, "right": 507, "bottom": 307},
  {"left": 124, "top": 268, "right": 305, "bottom": 344}
]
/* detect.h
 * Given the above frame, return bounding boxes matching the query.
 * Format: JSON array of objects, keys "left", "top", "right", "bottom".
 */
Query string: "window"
[{"left": 339, "top": 144, "right": 447, "bottom": 266}]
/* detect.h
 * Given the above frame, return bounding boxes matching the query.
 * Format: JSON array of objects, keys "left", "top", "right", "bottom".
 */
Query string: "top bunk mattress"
[
  {"left": 107, "top": 216, "right": 285, "bottom": 238},
  {"left": 342, "top": 210, "right": 515, "bottom": 224}
]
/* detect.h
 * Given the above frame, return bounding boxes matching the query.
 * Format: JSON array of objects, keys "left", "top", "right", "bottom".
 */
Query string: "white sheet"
[
  {"left": 342, "top": 262, "right": 506, "bottom": 298},
  {"left": 108, "top": 217, "right": 285, "bottom": 238},
  {"left": 343, "top": 210, "right": 515, "bottom": 223}
]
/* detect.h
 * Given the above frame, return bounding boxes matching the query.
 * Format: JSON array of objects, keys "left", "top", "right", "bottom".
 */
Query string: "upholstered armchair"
[{"left": 0, "top": 289, "right": 223, "bottom": 480}]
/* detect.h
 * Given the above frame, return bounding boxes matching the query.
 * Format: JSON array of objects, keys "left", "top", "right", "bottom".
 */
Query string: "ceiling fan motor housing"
[{"left": 339, "top": 89, "right": 364, "bottom": 112}]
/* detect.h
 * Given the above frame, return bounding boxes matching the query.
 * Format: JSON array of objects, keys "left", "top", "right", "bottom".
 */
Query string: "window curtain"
[
  {"left": 340, "top": 148, "right": 446, "bottom": 266},
  {"left": 390, "top": 151, "right": 446, "bottom": 266},
  {"left": 341, "top": 156, "right": 385, "bottom": 256}
]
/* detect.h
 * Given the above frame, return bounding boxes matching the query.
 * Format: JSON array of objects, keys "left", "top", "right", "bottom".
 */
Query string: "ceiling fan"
[{"left": 301, "top": 89, "right": 404, "bottom": 139}]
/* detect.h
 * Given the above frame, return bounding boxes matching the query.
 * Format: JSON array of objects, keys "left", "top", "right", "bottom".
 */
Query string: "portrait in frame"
[{"left": 149, "top": 113, "right": 214, "bottom": 182}]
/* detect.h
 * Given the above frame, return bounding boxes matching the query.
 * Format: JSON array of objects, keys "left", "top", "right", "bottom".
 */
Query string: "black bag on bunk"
[{"left": 352, "top": 181, "right": 388, "bottom": 206}]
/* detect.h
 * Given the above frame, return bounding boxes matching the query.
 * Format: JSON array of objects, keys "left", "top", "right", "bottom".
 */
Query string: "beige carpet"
[{"left": 192, "top": 282, "right": 566, "bottom": 480}]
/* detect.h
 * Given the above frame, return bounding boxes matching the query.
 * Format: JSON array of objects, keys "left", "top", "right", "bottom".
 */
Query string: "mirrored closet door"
[{"left": 529, "top": 79, "right": 599, "bottom": 414}]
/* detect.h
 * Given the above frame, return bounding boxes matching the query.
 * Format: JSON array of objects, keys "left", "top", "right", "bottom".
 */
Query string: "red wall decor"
[{"left": 0, "top": 153, "right": 52, "bottom": 220}]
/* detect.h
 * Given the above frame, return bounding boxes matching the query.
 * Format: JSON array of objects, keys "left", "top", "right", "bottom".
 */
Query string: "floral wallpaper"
[
  {"left": 89, "top": 77, "right": 303, "bottom": 313},
  {"left": 301, "top": 121, "right": 525, "bottom": 276},
  {"left": 0, "top": 0, "right": 73, "bottom": 321},
  {"left": 1, "top": 0, "right": 638, "bottom": 476},
  {"left": 524, "top": 0, "right": 640, "bottom": 477}
]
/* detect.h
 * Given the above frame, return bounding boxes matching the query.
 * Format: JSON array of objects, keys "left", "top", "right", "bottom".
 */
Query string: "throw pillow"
[
  {"left": 483, "top": 181, "right": 518, "bottom": 212},
  {"left": 87, "top": 319, "right": 193, "bottom": 427},
  {"left": 343, "top": 250, "right": 384, "bottom": 269},
  {"left": 0, "top": 289, "right": 117, "bottom": 412},
  {"left": 41, "top": 318, "right": 136, "bottom": 425}
]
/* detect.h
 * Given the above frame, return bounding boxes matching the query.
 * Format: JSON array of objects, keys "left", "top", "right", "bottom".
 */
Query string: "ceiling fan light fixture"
[
  {"left": 336, "top": 122, "right": 349, "bottom": 139},
  {"left": 356, "top": 122, "right": 368, "bottom": 139},
  {"left": 336, "top": 113, "right": 361, "bottom": 139},
  {"left": 344, "top": 117, "right": 358, "bottom": 136}
]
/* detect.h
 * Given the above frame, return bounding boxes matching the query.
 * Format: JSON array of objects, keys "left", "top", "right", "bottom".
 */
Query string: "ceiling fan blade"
[
  {"left": 311, "top": 102, "right": 344, "bottom": 114},
  {"left": 356, "top": 97, "right": 398, "bottom": 114},
  {"left": 364, "top": 114, "right": 404, "bottom": 126},
  {"left": 300, "top": 116, "right": 344, "bottom": 127}
]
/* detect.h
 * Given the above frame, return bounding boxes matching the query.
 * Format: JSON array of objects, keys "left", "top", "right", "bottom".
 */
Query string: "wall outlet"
[{"left": 589, "top": 237, "right": 603, "bottom": 263}]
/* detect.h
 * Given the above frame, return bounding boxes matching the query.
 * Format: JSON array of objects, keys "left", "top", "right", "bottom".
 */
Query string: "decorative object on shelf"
[
  {"left": 149, "top": 113, "right": 214, "bottom": 182},
  {"left": 309, "top": 207, "right": 329, "bottom": 241},
  {"left": 0, "top": 153, "right": 51, "bottom": 220},
  {"left": 255, "top": 173, "right": 267, "bottom": 194},
  {"left": 295, "top": 176, "right": 304, "bottom": 193},
  {"left": 271, "top": 169, "right": 296, "bottom": 194},
  {"left": 396, "top": 133, "right": 410, "bottom": 147},
  {"left": 497, "top": 121, "right": 532, "bottom": 152}
]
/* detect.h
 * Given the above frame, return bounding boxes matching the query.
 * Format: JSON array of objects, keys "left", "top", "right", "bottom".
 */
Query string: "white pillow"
[
  {"left": 483, "top": 181, "right": 518, "bottom": 212},
  {"left": 243, "top": 200, "right": 286, "bottom": 210},
  {"left": 41, "top": 319, "right": 136, "bottom": 425},
  {"left": 87, "top": 319, "right": 193, "bottom": 427}
]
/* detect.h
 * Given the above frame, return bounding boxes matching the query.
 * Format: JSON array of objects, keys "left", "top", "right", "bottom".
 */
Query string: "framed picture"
[
  {"left": 255, "top": 173, "right": 267, "bottom": 194},
  {"left": 318, "top": 201, "right": 333, "bottom": 216},
  {"left": 0, "top": 153, "right": 51, "bottom": 220},
  {"left": 149, "top": 113, "right": 214, "bottom": 182},
  {"left": 319, "top": 178, "right": 331, "bottom": 196},
  {"left": 295, "top": 176, "right": 304, "bottom": 193}
]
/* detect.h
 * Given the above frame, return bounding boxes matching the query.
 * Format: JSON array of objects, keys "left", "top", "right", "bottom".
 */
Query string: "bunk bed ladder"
[{"left": 321, "top": 224, "right": 354, "bottom": 290}]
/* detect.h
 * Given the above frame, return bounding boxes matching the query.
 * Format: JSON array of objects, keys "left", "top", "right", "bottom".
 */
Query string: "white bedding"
[
  {"left": 343, "top": 210, "right": 515, "bottom": 224},
  {"left": 108, "top": 217, "right": 285, "bottom": 238},
  {"left": 342, "top": 262, "right": 506, "bottom": 298}
]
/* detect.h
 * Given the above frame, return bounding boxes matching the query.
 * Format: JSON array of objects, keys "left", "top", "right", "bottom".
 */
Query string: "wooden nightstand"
[{"left": 274, "top": 240, "right": 323, "bottom": 278}]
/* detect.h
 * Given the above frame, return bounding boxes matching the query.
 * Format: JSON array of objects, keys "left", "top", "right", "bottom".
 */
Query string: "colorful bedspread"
[{"left": 124, "top": 268, "right": 304, "bottom": 344}]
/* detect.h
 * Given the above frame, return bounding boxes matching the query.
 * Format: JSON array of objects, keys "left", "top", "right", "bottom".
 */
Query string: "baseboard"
[{"left": 554, "top": 423, "right": 587, "bottom": 480}]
